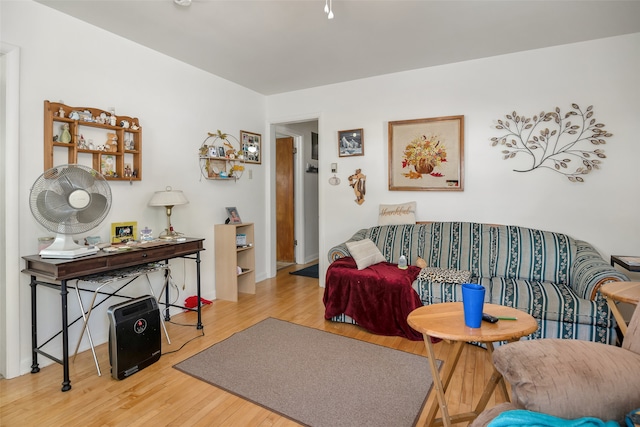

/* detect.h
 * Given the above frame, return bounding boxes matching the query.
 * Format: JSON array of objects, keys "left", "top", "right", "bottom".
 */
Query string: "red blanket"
[{"left": 323, "top": 257, "right": 423, "bottom": 341}]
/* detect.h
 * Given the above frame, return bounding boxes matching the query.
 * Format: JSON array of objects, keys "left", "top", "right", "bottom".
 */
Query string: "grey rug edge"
[
  {"left": 173, "top": 363, "right": 309, "bottom": 426},
  {"left": 173, "top": 317, "right": 439, "bottom": 427}
]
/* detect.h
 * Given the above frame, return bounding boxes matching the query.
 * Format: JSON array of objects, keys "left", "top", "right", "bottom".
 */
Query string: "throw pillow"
[
  {"left": 493, "top": 339, "right": 640, "bottom": 423},
  {"left": 378, "top": 202, "right": 417, "bottom": 225},
  {"left": 345, "top": 239, "right": 386, "bottom": 270},
  {"left": 417, "top": 267, "right": 471, "bottom": 284}
]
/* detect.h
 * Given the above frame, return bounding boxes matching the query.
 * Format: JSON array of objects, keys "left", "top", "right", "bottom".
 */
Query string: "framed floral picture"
[
  {"left": 338, "top": 128, "right": 364, "bottom": 157},
  {"left": 388, "top": 115, "right": 464, "bottom": 191},
  {"left": 241, "top": 130, "right": 261, "bottom": 164}
]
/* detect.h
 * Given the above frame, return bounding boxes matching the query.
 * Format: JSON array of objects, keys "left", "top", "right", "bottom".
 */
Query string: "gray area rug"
[{"left": 174, "top": 318, "right": 435, "bottom": 427}]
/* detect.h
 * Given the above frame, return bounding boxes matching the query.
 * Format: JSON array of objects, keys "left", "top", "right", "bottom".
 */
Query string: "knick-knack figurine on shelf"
[
  {"left": 105, "top": 133, "right": 118, "bottom": 152},
  {"left": 60, "top": 123, "right": 72, "bottom": 143}
]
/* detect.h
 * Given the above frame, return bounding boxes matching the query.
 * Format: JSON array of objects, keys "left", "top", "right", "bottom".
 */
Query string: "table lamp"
[{"left": 148, "top": 186, "right": 189, "bottom": 240}]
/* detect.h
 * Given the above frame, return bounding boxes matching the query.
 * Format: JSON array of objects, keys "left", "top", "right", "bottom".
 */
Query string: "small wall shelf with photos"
[{"left": 199, "top": 130, "right": 245, "bottom": 181}]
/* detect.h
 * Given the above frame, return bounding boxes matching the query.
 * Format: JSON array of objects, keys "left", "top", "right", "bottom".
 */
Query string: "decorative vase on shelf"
[{"left": 60, "top": 124, "right": 72, "bottom": 144}]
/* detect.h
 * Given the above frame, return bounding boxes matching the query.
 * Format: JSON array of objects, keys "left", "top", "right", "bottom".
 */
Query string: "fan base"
[{"left": 40, "top": 246, "right": 99, "bottom": 259}]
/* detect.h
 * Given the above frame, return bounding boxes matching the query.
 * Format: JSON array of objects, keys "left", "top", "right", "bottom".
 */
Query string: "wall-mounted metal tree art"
[{"left": 490, "top": 103, "right": 612, "bottom": 182}]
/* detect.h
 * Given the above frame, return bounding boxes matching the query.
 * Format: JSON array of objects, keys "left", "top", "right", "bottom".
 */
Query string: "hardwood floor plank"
[{"left": 1, "top": 265, "right": 505, "bottom": 426}]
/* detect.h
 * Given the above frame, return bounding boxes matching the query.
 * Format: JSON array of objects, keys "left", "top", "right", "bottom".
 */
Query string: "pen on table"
[{"left": 497, "top": 316, "right": 517, "bottom": 320}]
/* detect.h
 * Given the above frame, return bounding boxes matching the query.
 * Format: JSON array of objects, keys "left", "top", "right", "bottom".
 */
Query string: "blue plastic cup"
[{"left": 461, "top": 283, "right": 485, "bottom": 328}]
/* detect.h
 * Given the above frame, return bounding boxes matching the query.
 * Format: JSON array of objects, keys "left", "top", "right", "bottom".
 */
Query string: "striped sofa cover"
[{"left": 327, "top": 222, "right": 629, "bottom": 344}]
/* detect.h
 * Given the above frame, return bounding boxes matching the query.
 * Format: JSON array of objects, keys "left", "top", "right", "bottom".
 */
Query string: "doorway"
[{"left": 272, "top": 120, "right": 319, "bottom": 274}]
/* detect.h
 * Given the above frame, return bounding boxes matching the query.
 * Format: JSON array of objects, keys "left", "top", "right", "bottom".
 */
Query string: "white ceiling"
[{"left": 36, "top": 0, "right": 640, "bottom": 95}]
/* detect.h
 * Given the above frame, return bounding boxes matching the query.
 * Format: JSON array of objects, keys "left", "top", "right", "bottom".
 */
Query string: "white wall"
[
  {"left": 267, "top": 33, "right": 640, "bottom": 285},
  {"left": 2, "top": 1, "right": 267, "bottom": 377}
]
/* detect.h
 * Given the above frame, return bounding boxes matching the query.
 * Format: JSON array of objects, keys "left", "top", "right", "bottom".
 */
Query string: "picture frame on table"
[
  {"left": 338, "top": 129, "right": 364, "bottom": 157},
  {"left": 225, "top": 207, "right": 242, "bottom": 224},
  {"left": 388, "top": 115, "right": 464, "bottom": 191},
  {"left": 111, "top": 221, "right": 137, "bottom": 244},
  {"left": 241, "top": 130, "right": 261, "bottom": 164}
]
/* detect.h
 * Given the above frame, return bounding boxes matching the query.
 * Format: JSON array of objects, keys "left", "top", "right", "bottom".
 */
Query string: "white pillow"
[
  {"left": 378, "top": 202, "right": 417, "bottom": 225},
  {"left": 345, "top": 239, "right": 386, "bottom": 270}
]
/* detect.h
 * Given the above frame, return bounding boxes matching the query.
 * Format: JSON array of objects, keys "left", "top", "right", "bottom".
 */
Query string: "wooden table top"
[
  {"left": 407, "top": 302, "right": 538, "bottom": 342},
  {"left": 22, "top": 238, "right": 204, "bottom": 281},
  {"left": 600, "top": 282, "right": 640, "bottom": 304}
]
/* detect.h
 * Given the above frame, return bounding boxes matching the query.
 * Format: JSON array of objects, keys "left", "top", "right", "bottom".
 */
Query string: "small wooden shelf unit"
[
  {"left": 215, "top": 223, "right": 255, "bottom": 302},
  {"left": 44, "top": 100, "right": 142, "bottom": 181}
]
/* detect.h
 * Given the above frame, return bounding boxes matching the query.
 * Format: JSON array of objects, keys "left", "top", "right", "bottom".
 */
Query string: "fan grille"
[{"left": 30, "top": 165, "right": 112, "bottom": 234}]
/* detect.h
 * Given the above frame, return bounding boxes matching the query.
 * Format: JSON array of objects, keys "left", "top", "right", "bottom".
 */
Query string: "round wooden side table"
[
  {"left": 600, "top": 282, "right": 640, "bottom": 337},
  {"left": 407, "top": 302, "right": 538, "bottom": 427}
]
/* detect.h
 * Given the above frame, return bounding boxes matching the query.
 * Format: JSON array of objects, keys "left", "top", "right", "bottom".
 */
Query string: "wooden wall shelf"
[{"left": 44, "top": 100, "right": 142, "bottom": 181}]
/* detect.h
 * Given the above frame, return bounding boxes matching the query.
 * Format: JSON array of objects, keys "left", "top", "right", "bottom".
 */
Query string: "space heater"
[{"left": 107, "top": 295, "right": 161, "bottom": 380}]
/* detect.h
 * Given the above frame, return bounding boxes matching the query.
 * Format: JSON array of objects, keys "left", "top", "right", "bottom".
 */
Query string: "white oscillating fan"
[{"left": 29, "top": 164, "right": 112, "bottom": 259}]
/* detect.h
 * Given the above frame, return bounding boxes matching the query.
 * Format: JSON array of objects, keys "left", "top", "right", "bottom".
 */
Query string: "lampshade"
[{"left": 148, "top": 186, "right": 189, "bottom": 207}]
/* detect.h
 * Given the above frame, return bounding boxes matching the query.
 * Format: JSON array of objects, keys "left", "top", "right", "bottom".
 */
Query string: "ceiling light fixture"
[
  {"left": 324, "top": 0, "right": 334, "bottom": 19},
  {"left": 174, "top": 0, "right": 192, "bottom": 6}
]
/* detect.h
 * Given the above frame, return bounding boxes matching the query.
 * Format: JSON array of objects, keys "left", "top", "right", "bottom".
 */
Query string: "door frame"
[
  {"left": 267, "top": 115, "right": 320, "bottom": 279},
  {"left": 1, "top": 42, "right": 21, "bottom": 379}
]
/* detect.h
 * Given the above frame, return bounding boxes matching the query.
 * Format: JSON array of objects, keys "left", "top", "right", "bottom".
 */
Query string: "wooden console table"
[
  {"left": 610, "top": 255, "right": 640, "bottom": 273},
  {"left": 22, "top": 238, "right": 204, "bottom": 391}
]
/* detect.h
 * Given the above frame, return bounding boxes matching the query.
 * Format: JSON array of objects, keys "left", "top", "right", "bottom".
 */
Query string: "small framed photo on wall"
[
  {"left": 241, "top": 130, "right": 261, "bottom": 164},
  {"left": 338, "top": 129, "right": 364, "bottom": 157},
  {"left": 312, "top": 132, "right": 319, "bottom": 160}
]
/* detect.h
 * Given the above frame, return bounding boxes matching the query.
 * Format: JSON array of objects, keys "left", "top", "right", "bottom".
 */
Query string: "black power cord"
[{"left": 161, "top": 321, "right": 205, "bottom": 356}]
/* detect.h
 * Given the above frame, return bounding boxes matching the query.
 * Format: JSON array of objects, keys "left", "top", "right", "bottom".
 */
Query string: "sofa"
[{"left": 325, "top": 222, "right": 629, "bottom": 344}]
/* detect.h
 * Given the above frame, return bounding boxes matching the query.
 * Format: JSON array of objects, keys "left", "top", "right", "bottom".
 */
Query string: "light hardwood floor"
[{"left": 0, "top": 263, "right": 508, "bottom": 426}]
